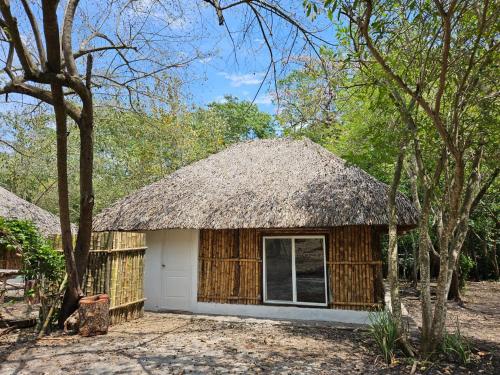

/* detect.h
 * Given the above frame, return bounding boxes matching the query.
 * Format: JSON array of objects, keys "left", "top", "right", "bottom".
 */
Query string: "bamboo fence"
[{"left": 52, "top": 231, "right": 146, "bottom": 324}]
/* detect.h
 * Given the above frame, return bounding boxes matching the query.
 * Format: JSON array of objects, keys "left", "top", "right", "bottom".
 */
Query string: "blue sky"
[
  {"left": 180, "top": 3, "right": 288, "bottom": 115},
  {"left": 168, "top": 1, "right": 335, "bottom": 115},
  {"left": 0, "top": 1, "right": 335, "bottom": 116}
]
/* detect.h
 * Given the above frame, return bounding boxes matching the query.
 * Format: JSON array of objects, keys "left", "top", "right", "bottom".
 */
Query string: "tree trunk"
[
  {"left": 411, "top": 235, "right": 418, "bottom": 287},
  {"left": 492, "top": 244, "right": 499, "bottom": 280},
  {"left": 429, "top": 198, "right": 456, "bottom": 350},
  {"left": 492, "top": 221, "right": 500, "bottom": 280},
  {"left": 387, "top": 146, "right": 404, "bottom": 329},
  {"left": 41, "top": 0, "right": 84, "bottom": 329},
  {"left": 74, "top": 101, "right": 94, "bottom": 285},
  {"left": 419, "top": 211, "right": 434, "bottom": 353},
  {"left": 430, "top": 153, "right": 481, "bottom": 350},
  {"left": 58, "top": 68, "right": 94, "bottom": 324},
  {"left": 55, "top": 82, "right": 82, "bottom": 326},
  {"left": 387, "top": 142, "right": 413, "bottom": 356},
  {"left": 447, "top": 269, "right": 461, "bottom": 302},
  {"left": 59, "top": 109, "right": 94, "bottom": 325}
]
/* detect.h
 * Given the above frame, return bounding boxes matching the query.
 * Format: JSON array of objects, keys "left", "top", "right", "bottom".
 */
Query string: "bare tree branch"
[
  {"left": 74, "top": 45, "right": 136, "bottom": 59},
  {"left": 0, "top": 138, "right": 28, "bottom": 156},
  {"left": 433, "top": 0, "right": 457, "bottom": 114},
  {"left": 0, "top": 82, "right": 81, "bottom": 121},
  {"left": 62, "top": 0, "right": 80, "bottom": 77},
  {"left": 0, "top": 0, "right": 38, "bottom": 75},
  {"left": 20, "top": 0, "right": 47, "bottom": 67}
]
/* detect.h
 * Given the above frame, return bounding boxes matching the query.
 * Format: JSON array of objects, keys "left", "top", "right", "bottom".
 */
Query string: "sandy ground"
[{"left": 0, "top": 281, "right": 498, "bottom": 374}]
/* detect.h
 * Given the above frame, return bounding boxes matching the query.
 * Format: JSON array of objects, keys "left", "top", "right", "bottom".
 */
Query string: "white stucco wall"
[
  {"left": 144, "top": 229, "right": 370, "bottom": 325},
  {"left": 143, "top": 230, "right": 164, "bottom": 310}
]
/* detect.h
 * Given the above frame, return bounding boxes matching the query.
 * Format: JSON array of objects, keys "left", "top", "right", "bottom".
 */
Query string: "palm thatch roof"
[
  {"left": 0, "top": 186, "right": 64, "bottom": 236},
  {"left": 94, "top": 138, "right": 419, "bottom": 231}
]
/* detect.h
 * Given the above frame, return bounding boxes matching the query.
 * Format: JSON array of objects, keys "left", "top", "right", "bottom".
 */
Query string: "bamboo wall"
[
  {"left": 0, "top": 249, "right": 22, "bottom": 269},
  {"left": 53, "top": 231, "right": 146, "bottom": 324},
  {"left": 198, "top": 229, "right": 261, "bottom": 304},
  {"left": 327, "top": 226, "right": 384, "bottom": 310},
  {"left": 198, "top": 227, "right": 384, "bottom": 311}
]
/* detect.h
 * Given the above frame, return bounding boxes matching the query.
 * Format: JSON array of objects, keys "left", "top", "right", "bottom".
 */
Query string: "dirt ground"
[
  {"left": 403, "top": 281, "right": 500, "bottom": 346},
  {"left": 0, "top": 281, "right": 498, "bottom": 374}
]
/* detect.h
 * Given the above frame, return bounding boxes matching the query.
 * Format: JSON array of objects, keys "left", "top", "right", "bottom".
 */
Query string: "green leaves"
[
  {"left": 276, "top": 48, "right": 403, "bottom": 184},
  {"left": 304, "top": 1, "right": 326, "bottom": 19},
  {"left": 0, "top": 217, "right": 64, "bottom": 285},
  {"left": 1, "top": 96, "right": 274, "bottom": 220},
  {"left": 207, "top": 95, "right": 274, "bottom": 142}
]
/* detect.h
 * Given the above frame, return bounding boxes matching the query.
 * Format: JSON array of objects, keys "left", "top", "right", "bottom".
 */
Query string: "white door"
[{"left": 160, "top": 230, "right": 193, "bottom": 311}]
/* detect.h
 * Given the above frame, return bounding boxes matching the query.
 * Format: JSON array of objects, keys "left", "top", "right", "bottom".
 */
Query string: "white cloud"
[
  {"left": 124, "top": 0, "right": 191, "bottom": 30},
  {"left": 214, "top": 95, "right": 228, "bottom": 103},
  {"left": 218, "top": 72, "right": 266, "bottom": 87},
  {"left": 253, "top": 94, "right": 273, "bottom": 105}
]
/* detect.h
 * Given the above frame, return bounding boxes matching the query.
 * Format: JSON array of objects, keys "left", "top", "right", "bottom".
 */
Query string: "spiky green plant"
[
  {"left": 441, "top": 322, "right": 471, "bottom": 364},
  {"left": 368, "top": 310, "right": 400, "bottom": 364}
]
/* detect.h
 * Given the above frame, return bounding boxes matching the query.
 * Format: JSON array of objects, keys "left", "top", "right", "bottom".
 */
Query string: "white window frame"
[{"left": 262, "top": 235, "right": 328, "bottom": 307}]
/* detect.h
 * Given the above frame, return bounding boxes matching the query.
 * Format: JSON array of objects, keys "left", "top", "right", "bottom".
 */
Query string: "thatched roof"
[
  {"left": 94, "top": 138, "right": 419, "bottom": 231},
  {"left": 0, "top": 186, "right": 64, "bottom": 236}
]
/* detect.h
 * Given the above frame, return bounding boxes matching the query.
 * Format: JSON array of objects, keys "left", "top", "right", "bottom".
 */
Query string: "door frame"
[{"left": 262, "top": 235, "right": 328, "bottom": 307}]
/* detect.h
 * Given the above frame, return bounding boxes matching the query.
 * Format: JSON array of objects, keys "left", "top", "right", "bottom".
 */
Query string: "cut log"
[{"left": 78, "top": 294, "right": 110, "bottom": 337}]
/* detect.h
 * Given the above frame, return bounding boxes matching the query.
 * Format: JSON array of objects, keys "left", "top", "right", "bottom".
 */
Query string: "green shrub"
[
  {"left": 441, "top": 323, "right": 471, "bottom": 364},
  {"left": 368, "top": 310, "right": 400, "bottom": 364},
  {"left": 0, "top": 217, "right": 64, "bottom": 287},
  {"left": 0, "top": 217, "right": 65, "bottom": 331},
  {"left": 458, "top": 254, "right": 476, "bottom": 290}
]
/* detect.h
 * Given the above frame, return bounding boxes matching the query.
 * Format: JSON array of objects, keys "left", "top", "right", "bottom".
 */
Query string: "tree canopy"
[{"left": 0, "top": 97, "right": 275, "bottom": 220}]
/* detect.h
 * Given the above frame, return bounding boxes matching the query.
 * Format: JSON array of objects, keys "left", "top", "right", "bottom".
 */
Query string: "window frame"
[{"left": 262, "top": 235, "right": 328, "bottom": 307}]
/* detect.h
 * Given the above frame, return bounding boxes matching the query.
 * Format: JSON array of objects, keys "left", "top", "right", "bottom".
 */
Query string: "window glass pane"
[
  {"left": 265, "top": 238, "right": 293, "bottom": 301},
  {"left": 295, "top": 238, "right": 326, "bottom": 304}
]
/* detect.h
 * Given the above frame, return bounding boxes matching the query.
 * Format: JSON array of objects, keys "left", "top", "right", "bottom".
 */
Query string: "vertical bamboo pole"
[
  {"left": 341, "top": 227, "right": 346, "bottom": 305},
  {"left": 355, "top": 226, "right": 360, "bottom": 304},
  {"left": 369, "top": 227, "right": 372, "bottom": 306},
  {"left": 214, "top": 231, "right": 219, "bottom": 303},
  {"left": 208, "top": 230, "right": 213, "bottom": 302},
  {"left": 348, "top": 226, "right": 353, "bottom": 309},
  {"left": 342, "top": 226, "right": 346, "bottom": 305}
]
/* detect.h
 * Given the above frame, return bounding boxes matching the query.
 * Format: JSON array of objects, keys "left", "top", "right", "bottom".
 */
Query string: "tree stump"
[{"left": 78, "top": 294, "right": 110, "bottom": 337}]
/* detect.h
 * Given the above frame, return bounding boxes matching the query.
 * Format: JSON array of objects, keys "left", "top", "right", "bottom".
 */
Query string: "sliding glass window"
[{"left": 263, "top": 236, "right": 327, "bottom": 306}]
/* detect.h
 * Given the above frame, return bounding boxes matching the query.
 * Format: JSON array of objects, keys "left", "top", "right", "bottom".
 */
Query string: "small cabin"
[{"left": 94, "top": 138, "right": 418, "bottom": 324}]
